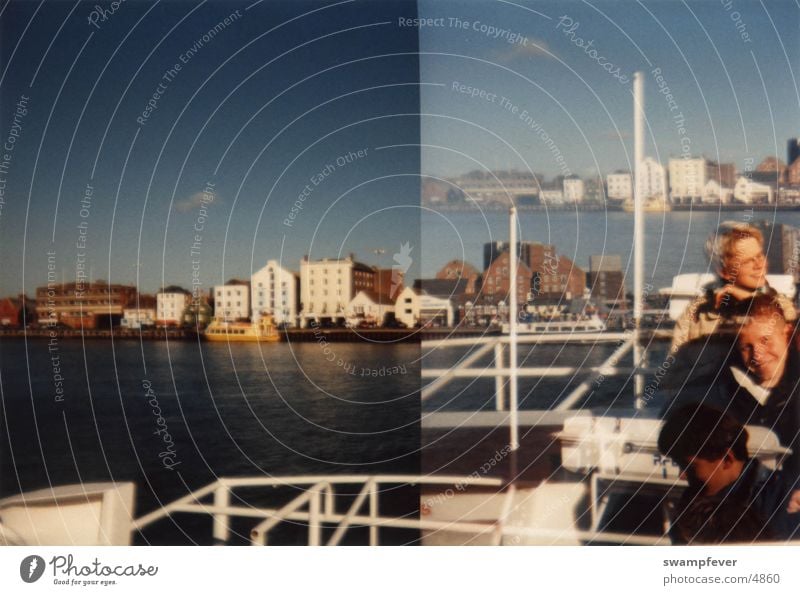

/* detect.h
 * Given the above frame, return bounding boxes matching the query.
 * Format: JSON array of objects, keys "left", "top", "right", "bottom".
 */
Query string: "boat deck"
[{"left": 422, "top": 411, "right": 584, "bottom": 483}]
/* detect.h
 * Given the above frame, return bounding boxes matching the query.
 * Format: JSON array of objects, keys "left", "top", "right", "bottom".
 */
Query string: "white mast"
[
  {"left": 633, "top": 72, "right": 645, "bottom": 406},
  {"left": 509, "top": 205, "right": 519, "bottom": 451}
]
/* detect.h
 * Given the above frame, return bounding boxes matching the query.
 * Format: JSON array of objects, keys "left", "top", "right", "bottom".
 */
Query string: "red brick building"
[
  {"left": 436, "top": 260, "right": 480, "bottom": 295},
  {"left": 35, "top": 282, "right": 137, "bottom": 329},
  {"left": 481, "top": 252, "right": 532, "bottom": 307},
  {"left": 528, "top": 245, "right": 586, "bottom": 301}
]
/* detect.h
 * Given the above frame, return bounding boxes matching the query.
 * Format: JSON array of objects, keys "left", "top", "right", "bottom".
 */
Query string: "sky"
[
  {"left": 0, "top": 0, "right": 422, "bottom": 295},
  {"left": 1, "top": 0, "right": 799, "bottom": 296},
  {"left": 418, "top": 0, "right": 800, "bottom": 179}
]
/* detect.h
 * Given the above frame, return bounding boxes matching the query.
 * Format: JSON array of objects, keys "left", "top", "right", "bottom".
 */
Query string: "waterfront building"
[
  {"left": 482, "top": 251, "right": 532, "bottom": 311},
  {"left": 121, "top": 308, "right": 156, "bottom": 329},
  {"left": 346, "top": 290, "right": 395, "bottom": 326},
  {"left": 606, "top": 171, "right": 632, "bottom": 201},
  {"left": 444, "top": 170, "right": 542, "bottom": 208},
  {"left": 213, "top": 281, "right": 250, "bottom": 321},
  {"left": 373, "top": 268, "right": 405, "bottom": 302},
  {"left": 702, "top": 179, "right": 733, "bottom": 204},
  {"left": 755, "top": 156, "right": 787, "bottom": 185},
  {"left": 539, "top": 188, "right": 564, "bottom": 204},
  {"left": 587, "top": 255, "right": 625, "bottom": 308},
  {"left": 436, "top": 260, "right": 480, "bottom": 295},
  {"left": 182, "top": 294, "right": 213, "bottom": 328},
  {"left": 733, "top": 175, "right": 774, "bottom": 204},
  {"left": 637, "top": 157, "right": 667, "bottom": 201},
  {"left": 251, "top": 260, "right": 299, "bottom": 327},
  {"left": 789, "top": 138, "right": 800, "bottom": 168},
  {"left": 528, "top": 245, "right": 586, "bottom": 302},
  {"left": 788, "top": 157, "right": 800, "bottom": 186},
  {"left": 668, "top": 157, "right": 710, "bottom": 204},
  {"left": 709, "top": 161, "right": 737, "bottom": 188},
  {"left": 0, "top": 295, "right": 32, "bottom": 327},
  {"left": 484, "top": 241, "right": 533, "bottom": 270},
  {"left": 157, "top": 287, "right": 191, "bottom": 326},
  {"left": 35, "top": 282, "right": 137, "bottom": 329},
  {"left": 563, "top": 176, "right": 585, "bottom": 203},
  {"left": 394, "top": 286, "right": 454, "bottom": 327},
  {"left": 300, "top": 255, "right": 375, "bottom": 326},
  {"left": 583, "top": 176, "right": 606, "bottom": 203}
]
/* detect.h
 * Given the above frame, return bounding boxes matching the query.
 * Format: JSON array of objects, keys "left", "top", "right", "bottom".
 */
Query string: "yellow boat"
[
  {"left": 622, "top": 197, "right": 671, "bottom": 212},
  {"left": 203, "top": 316, "right": 280, "bottom": 342}
]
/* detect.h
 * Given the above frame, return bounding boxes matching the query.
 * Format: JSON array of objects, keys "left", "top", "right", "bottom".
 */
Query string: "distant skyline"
[{"left": 418, "top": 0, "right": 799, "bottom": 179}]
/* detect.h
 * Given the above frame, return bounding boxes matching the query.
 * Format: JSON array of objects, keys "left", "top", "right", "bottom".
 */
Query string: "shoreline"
[
  {"left": 0, "top": 327, "right": 497, "bottom": 343},
  {"left": 426, "top": 203, "right": 800, "bottom": 213}
]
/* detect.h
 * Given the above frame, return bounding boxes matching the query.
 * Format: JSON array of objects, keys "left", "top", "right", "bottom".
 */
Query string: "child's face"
[
  {"left": 681, "top": 456, "right": 735, "bottom": 497},
  {"left": 722, "top": 237, "right": 767, "bottom": 290}
]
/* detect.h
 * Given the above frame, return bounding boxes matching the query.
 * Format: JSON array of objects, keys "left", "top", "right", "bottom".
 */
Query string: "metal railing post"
[
  {"left": 494, "top": 342, "right": 505, "bottom": 411},
  {"left": 369, "top": 479, "right": 379, "bottom": 546},
  {"left": 308, "top": 485, "right": 321, "bottom": 546},
  {"left": 212, "top": 484, "right": 231, "bottom": 544}
]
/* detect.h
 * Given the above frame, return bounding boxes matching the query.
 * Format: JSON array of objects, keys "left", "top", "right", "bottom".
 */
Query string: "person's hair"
[
  {"left": 705, "top": 222, "right": 764, "bottom": 277},
  {"left": 658, "top": 403, "right": 749, "bottom": 466},
  {"left": 674, "top": 496, "right": 773, "bottom": 544},
  {"left": 732, "top": 292, "right": 787, "bottom": 323}
]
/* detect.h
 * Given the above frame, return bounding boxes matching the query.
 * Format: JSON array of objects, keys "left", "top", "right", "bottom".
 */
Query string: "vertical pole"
[
  {"left": 309, "top": 485, "right": 321, "bottom": 546},
  {"left": 369, "top": 479, "right": 378, "bottom": 546},
  {"left": 509, "top": 207, "right": 519, "bottom": 451},
  {"left": 212, "top": 485, "right": 230, "bottom": 544},
  {"left": 495, "top": 342, "right": 505, "bottom": 411},
  {"left": 633, "top": 71, "right": 646, "bottom": 408}
]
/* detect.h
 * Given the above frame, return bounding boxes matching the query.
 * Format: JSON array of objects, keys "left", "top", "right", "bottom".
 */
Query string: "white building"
[
  {"left": 157, "top": 289, "right": 191, "bottom": 326},
  {"left": 668, "top": 157, "right": 711, "bottom": 203},
  {"left": 214, "top": 282, "right": 250, "bottom": 321},
  {"left": 346, "top": 290, "right": 395, "bottom": 326},
  {"left": 637, "top": 158, "right": 667, "bottom": 201},
  {"left": 703, "top": 179, "right": 733, "bottom": 204},
  {"left": 251, "top": 260, "right": 298, "bottom": 326},
  {"left": 606, "top": 172, "right": 632, "bottom": 201},
  {"left": 394, "top": 286, "right": 454, "bottom": 328},
  {"left": 300, "top": 256, "right": 375, "bottom": 326},
  {"left": 734, "top": 176, "right": 774, "bottom": 204},
  {"left": 539, "top": 189, "right": 564, "bottom": 204},
  {"left": 121, "top": 308, "right": 156, "bottom": 329},
  {"left": 563, "top": 177, "right": 585, "bottom": 203}
]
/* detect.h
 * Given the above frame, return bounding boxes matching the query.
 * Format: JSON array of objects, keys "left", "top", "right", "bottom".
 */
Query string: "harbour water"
[{"left": 0, "top": 339, "right": 420, "bottom": 544}]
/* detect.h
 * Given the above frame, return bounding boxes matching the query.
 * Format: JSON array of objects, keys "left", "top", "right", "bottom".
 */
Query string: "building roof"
[
  {"left": 413, "top": 278, "right": 469, "bottom": 298},
  {"left": 353, "top": 289, "right": 395, "bottom": 305},
  {"left": 160, "top": 285, "right": 190, "bottom": 294}
]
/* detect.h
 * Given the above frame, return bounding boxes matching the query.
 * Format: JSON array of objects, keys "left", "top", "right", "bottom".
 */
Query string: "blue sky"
[
  {"left": 1, "top": 0, "right": 799, "bottom": 296},
  {"left": 418, "top": 0, "right": 800, "bottom": 179},
  {"left": 0, "top": 0, "right": 421, "bottom": 295}
]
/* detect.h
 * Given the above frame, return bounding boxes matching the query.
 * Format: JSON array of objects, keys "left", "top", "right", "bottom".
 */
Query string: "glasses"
[{"left": 734, "top": 253, "right": 766, "bottom": 269}]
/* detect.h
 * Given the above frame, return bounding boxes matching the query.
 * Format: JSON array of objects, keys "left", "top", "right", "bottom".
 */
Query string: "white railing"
[
  {"left": 420, "top": 330, "right": 660, "bottom": 453},
  {"left": 132, "top": 475, "right": 503, "bottom": 546},
  {"left": 129, "top": 474, "right": 671, "bottom": 546}
]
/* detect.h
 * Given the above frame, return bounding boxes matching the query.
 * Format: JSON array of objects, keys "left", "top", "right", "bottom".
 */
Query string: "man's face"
[
  {"left": 737, "top": 315, "right": 791, "bottom": 388},
  {"left": 680, "top": 455, "right": 736, "bottom": 497},
  {"left": 722, "top": 237, "right": 767, "bottom": 290}
]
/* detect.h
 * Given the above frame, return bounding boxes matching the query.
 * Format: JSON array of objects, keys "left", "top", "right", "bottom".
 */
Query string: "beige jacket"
[{"left": 671, "top": 291, "right": 796, "bottom": 354}]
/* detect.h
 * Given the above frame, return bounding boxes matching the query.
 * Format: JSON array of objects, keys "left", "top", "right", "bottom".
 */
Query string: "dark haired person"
[
  {"left": 658, "top": 404, "right": 799, "bottom": 543},
  {"left": 665, "top": 294, "right": 800, "bottom": 499}
]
